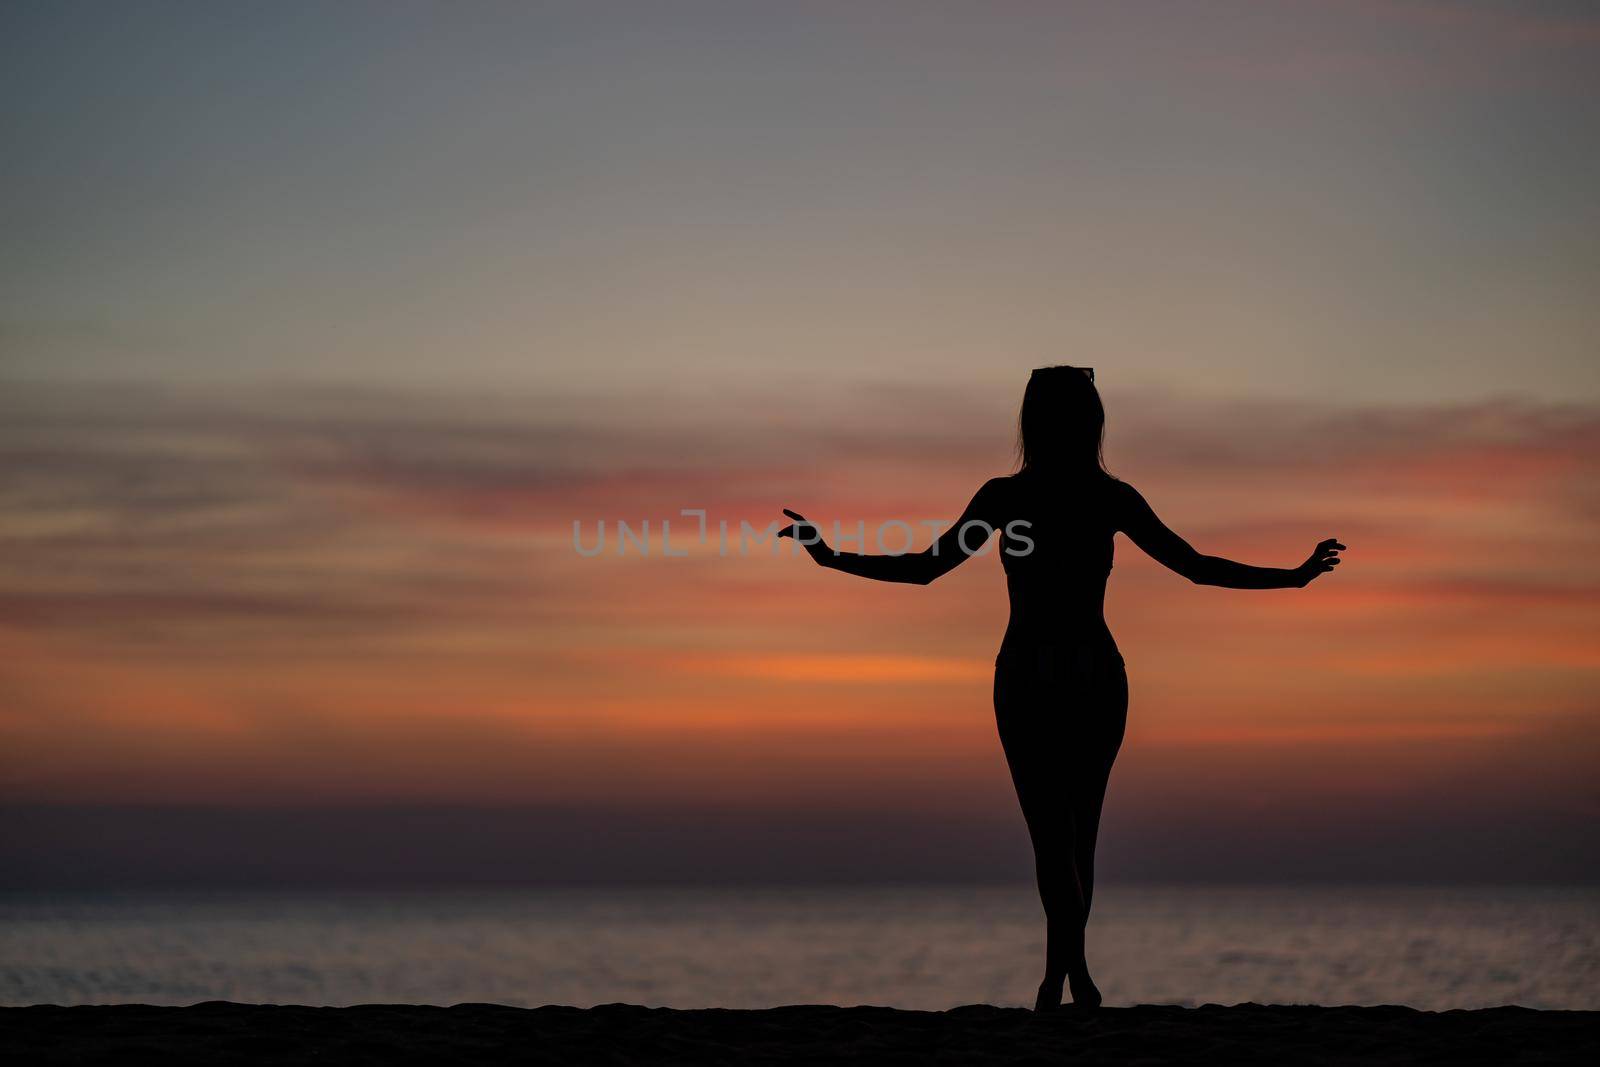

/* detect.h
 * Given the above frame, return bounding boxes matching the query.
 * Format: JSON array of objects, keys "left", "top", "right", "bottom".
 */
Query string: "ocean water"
[{"left": 1, "top": 885, "right": 1595, "bottom": 1010}]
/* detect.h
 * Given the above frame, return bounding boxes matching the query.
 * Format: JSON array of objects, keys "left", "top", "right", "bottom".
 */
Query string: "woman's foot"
[
  {"left": 1067, "top": 968, "right": 1102, "bottom": 1009},
  {"left": 1033, "top": 976, "right": 1064, "bottom": 1012}
]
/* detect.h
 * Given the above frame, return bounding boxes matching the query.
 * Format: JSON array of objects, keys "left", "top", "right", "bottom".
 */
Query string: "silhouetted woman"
[{"left": 779, "top": 366, "right": 1343, "bottom": 1010}]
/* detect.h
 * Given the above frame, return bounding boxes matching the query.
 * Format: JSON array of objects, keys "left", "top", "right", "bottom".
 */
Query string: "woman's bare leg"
[
  {"left": 1016, "top": 743, "right": 1121, "bottom": 1009},
  {"left": 1064, "top": 775, "right": 1113, "bottom": 1008},
  {"left": 1064, "top": 661, "right": 1128, "bottom": 1008},
  {"left": 1012, "top": 780, "right": 1088, "bottom": 1010}
]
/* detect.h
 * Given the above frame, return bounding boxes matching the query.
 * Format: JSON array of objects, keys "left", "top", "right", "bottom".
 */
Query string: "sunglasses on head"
[{"left": 1031, "top": 366, "right": 1094, "bottom": 382}]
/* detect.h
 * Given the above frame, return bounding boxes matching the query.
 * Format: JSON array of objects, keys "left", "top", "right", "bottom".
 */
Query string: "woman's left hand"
[
  {"left": 777, "top": 508, "right": 833, "bottom": 565},
  {"left": 1294, "top": 538, "right": 1346, "bottom": 586}
]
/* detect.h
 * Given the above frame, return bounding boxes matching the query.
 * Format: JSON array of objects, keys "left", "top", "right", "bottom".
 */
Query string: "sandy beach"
[{"left": 3, "top": 1002, "right": 1596, "bottom": 1065}]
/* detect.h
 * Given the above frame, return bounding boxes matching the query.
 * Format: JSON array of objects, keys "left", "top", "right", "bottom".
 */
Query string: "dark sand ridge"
[{"left": 3, "top": 1002, "right": 1597, "bottom": 1065}]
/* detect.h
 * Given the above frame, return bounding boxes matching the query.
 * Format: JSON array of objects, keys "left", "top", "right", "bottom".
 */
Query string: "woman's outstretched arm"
[
  {"left": 778, "top": 479, "right": 1003, "bottom": 585},
  {"left": 1115, "top": 481, "right": 1343, "bottom": 589}
]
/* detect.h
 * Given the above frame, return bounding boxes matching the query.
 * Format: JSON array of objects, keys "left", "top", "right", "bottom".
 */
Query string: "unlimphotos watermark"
[{"left": 573, "top": 509, "right": 1034, "bottom": 558}]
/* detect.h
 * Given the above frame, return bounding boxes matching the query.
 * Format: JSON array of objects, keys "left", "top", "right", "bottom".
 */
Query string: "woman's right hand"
[
  {"left": 777, "top": 508, "right": 833, "bottom": 565},
  {"left": 1295, "top": 538, "right": 1345, "bottom": 586}
]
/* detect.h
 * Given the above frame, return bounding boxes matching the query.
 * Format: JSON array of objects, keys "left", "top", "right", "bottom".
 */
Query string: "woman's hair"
[{"left": 1016, "top": 365, "right": 1111, "bottom": 477}]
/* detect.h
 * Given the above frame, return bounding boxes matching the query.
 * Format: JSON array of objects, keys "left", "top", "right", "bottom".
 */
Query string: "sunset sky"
[{"left": 2, "top": 1, "right": 1597, "bottom": 885}]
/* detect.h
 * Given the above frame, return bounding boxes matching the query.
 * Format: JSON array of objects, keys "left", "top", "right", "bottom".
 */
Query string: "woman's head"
[{"left": 1016, "top": 365, "right": 1108, "bottom": 476}]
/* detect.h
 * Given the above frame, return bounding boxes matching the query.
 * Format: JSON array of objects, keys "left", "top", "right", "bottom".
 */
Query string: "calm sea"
[{"left": 2, "top": 885, "right": 1595, "bottom": 1010}]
